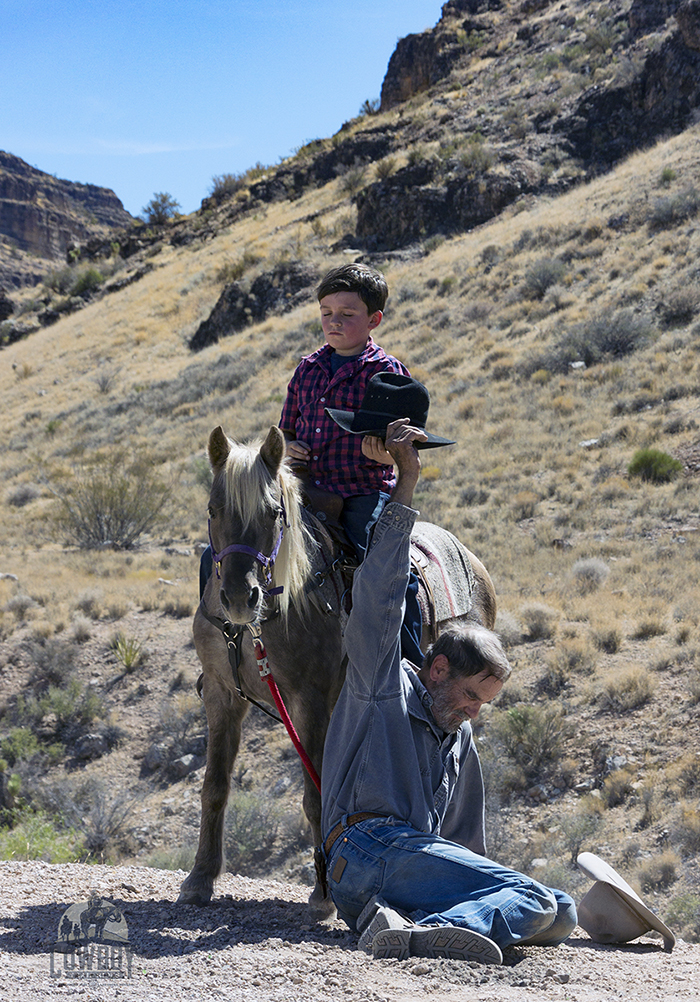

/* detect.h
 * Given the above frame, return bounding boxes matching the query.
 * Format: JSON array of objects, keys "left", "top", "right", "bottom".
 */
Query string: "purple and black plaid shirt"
[{"left": 279, "top": 338, "right": 410, "bottom": 498}]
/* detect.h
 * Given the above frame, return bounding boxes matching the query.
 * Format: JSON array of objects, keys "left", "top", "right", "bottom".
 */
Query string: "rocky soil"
[{"left": 1, "top": 860, "right": 699, "bottom": 1002}]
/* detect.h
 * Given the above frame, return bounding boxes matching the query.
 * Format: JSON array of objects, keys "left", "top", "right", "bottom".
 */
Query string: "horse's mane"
[{"left": 222, "top": 438, "right": 313, "bottom": 618}]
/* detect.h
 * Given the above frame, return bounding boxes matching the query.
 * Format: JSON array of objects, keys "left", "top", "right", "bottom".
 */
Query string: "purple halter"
[{"left": 208, "top": 500, "right": 286, "bottom": 597}]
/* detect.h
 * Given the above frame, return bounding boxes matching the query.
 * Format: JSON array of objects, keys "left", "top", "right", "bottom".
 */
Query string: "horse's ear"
[
  {"left": 208, "top": 426, "right": 231, "bottom": 472},
  {"left": 260, "top": 426, "right": 285, "bottom": 476}
]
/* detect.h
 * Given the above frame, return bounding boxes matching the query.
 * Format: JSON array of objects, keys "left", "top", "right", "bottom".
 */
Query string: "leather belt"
[{"left": 323, "top": 812, "right": 385, "bottom": 856}]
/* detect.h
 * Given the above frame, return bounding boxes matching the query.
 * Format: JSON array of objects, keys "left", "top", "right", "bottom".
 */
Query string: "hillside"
[{"left": 1, "top": 0, "right": 700, "bottom": 957}]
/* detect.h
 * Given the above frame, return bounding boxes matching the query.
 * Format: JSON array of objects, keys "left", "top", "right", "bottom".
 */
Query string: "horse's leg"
[{"left": 178, "top": 668, "right": 248, "bottom": 904}]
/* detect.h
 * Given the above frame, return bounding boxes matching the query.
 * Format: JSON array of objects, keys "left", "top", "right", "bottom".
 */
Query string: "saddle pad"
[{"left": 411, "top": 521, "right": 475, "bottom": 631}]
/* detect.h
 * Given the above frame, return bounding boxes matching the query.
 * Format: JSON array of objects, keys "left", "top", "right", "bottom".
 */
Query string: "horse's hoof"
[
  {"left": 178, "top": 883, "right": 214, "bottom": 906},
  {"left": 307, "top": 889, "right": 337, "bottom": 922}
]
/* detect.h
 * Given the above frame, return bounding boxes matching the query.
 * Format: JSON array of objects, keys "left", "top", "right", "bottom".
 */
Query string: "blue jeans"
[{"left": 326, "top": 817, "right": 576, "bottom": 948}]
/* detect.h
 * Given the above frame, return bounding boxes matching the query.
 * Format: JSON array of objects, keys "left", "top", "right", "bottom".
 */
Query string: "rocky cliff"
[{"left": 0, "top": 151, "right": 132, "bottom": 288}]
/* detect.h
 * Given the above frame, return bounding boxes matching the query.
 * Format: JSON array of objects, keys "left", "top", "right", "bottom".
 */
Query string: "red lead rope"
[{"left": 250, "top": 635, "right": 322, "bottom": 794}]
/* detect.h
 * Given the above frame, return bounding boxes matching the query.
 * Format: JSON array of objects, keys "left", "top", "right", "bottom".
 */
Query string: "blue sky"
[{"left": 2, "top": 0, "right": 442, "bottom": 217}]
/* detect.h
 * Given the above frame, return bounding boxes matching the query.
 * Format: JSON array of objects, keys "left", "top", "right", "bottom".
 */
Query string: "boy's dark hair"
[
  {"left": 317, "top": 264, "right": 388, "bottom": 315},
  {"left": 424, "top": 623, "right": 511, "bottom": 682}
]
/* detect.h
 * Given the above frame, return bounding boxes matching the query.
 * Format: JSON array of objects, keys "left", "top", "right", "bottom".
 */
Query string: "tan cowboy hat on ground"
[{"left": 576, "top": 852, "right": 675, "bottom": 952}]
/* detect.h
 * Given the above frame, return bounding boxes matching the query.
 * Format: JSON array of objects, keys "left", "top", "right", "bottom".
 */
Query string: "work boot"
[
  {"left": 373, "top": 923, "right": 503, "bottom": 964},
  {"left": 356, "top": 897, "right": 413, "bottom": 954}
]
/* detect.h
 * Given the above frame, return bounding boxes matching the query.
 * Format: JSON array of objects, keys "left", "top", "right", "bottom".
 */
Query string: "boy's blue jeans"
[{"left": 326, "top": 816, "right": 577, "bottom": 948}]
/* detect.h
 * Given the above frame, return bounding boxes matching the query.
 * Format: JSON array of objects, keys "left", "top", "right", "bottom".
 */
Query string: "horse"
[{"left": 178, "top": 424, "right": 497, "bottom": 919}]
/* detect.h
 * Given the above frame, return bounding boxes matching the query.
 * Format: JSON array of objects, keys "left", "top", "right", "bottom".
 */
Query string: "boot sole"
[{"left": 373, "top": 926, "right": 503, "bottom": 964}]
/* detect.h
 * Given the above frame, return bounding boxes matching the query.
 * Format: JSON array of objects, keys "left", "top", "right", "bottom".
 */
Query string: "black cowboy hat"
[{"left": 325, "top": 372, "right": 455, "bottom": 449}]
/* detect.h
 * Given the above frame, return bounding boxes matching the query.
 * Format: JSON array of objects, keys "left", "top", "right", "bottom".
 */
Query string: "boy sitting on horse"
[
  {"left": 280, "top": 263, "right": 452, "bottom": 663},
  {"left": 280, "top": 263, "right": 408, "bottom": 558}
]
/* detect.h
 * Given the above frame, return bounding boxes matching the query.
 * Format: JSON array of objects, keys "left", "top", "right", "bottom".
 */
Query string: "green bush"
[
  {"left": 70, "top": 267, "right": 104, "bottom": 298},
  {"left": 141, "top": 192, "right": 181, "bottom": 225},
  {"left": 492, "top": 704, "right": 567, "bottom": 780},
  {"left": 0, "top": 809, "right": 82, "bottom": 863},
  {"left": 51, "top": 449, "right": 171, "bottom": 549},
  {"left": 628, "top": 448, "right": 683, "bottom": 484},
  {"left": 0, "top": 727, "right": 39, "bottom": 766}
]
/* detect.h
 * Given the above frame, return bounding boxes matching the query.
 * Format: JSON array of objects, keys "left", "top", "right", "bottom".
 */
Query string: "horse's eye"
[{"left": 208, "top": 506, "right": 216, "bottom": 519}]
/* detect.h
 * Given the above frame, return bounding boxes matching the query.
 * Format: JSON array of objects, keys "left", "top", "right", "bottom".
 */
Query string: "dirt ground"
[{"left": 0, "top": 860, "right": 698, "bottom": 1002}]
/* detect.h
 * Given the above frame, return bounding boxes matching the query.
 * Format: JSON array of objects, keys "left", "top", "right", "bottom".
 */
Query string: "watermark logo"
[{"left": 50, "top": 893, "right": 133, "bottom": 978}]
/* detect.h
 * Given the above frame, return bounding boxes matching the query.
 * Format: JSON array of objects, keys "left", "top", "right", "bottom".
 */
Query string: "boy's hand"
[
  {"left": 285, "top": 438, "right": 311, "bottom": 463},
  {"left": 361, "top": 435, "right": 394, "bottom": 466}
]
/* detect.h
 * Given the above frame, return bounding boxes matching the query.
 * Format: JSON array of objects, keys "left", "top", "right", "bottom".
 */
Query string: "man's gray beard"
[{"left": 430, "top": 685, "right": 467, "bottom": 734}]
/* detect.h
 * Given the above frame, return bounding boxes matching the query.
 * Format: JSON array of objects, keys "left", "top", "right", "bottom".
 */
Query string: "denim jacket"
[{"left": 321, "top": 501, "right": 486, "bottom": 854}]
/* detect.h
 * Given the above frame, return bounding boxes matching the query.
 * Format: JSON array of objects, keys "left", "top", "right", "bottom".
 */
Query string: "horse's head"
[{"left": 206, "top": 425, "right": 311, "bottom": 623}]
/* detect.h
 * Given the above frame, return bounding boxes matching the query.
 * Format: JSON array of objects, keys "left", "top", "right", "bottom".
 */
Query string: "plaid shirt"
[{"left": 279, "top": 339, "right": 410, "bottom": 498}]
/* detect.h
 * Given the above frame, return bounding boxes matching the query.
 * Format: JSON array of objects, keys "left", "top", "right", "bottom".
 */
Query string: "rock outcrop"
[
  {"left": 189, "top": 261, "right": 318, "bottom": 351},
  {"left": 0, "top": 151, "right": 132, "bottom": 287}
]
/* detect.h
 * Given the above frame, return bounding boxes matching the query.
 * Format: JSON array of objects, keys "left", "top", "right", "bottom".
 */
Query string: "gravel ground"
[{"left": 0, "top": 861, "right": 698, "bottom": 1001}]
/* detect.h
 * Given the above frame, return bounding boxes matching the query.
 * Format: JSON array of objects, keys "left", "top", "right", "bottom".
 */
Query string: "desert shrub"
[
  {"left": 572, "top": 557, "right": 609, "bottom": 594},
  {"left": 521, "top": 258, "right": 566, "bottom": 299},
  {"left": 601, "top": 668, "right": 655, "bottom": 712},
  {"left": 459, "top": 138, "right": 494, "bottom": 174},
  {"left": 68, "top": 615, "right": 92, "bottom": 643},
  {"left": 511, "top": 491, "right": 538, "bottom": 520},
  {"left": 529, "top": 309, "right": 654, "bottom": 374},
  {"left": 549, "top": 635, "right": 596, "bottom": 675},
  {"left": 40, "top": 778, "right": 136, "bottom": 861},
  {"left": 0, "top": 809, "right": 81, "bottom": 863},
  {"left": 631, "top": 617, "right": 667, "bottom": 639},
  {"left": 145, "top": 845, "right": 197, "bottom": 871},
  {"left": 156, "top": 694, "right": 206, "bottom": 760},
  {"left": 0, "top": 727, "right": 40, "bottom": 766},
  {"left": 74, "top": 588, "right": 103, "bottom": 620},
  {"left": 593, "top": 625, "right": 622, "bottom": 653},
  {"left": 628, "top": 448, "right": 683, "bottom": 484},
  {"left": 70, "top": 267, "right": 104, "bottom": 298},
  {"left": 224, "top": 789, "right": 280, "bottom": 873},
  {"left": 492, "top": 704, "right": 568, "bottom": 780},
  {"left": 375, "top": 156, "right": 397, "bottom": 180},
  {"left": 559, "top": 797, "right": 604, "bottom": 862},
  {"left": 672, "top": 802, "right": 700, "bottom": 854},
  {"left": 141, "top": 192, "right": 181, "bottom": 225},
  {"left": 660, "top": 285, "right": 700, "bottom": 327},
  {"left": 521, "top": 602, "right": 559, "bottom": 641},
  {"left": 600, "top": 766, "right": 635, "bottom": 807},
  {"left": 50, "top": 449, "right": 171, "bottom": 549},
  {"left": 647, "top": 186, "right": 699, "bottom": 230},
  {"left": 6, "top": 483, "right": 39, "bottom": 507},
  {"left": 495, "top": 611, "right": 523, "bottom": 648},
  {"left": 162, "top": 597, "right": 194, "bottom": 619},
  {"left": 14, "top": 678, "right": 104, "bottom": 743},
  {"left": 28, "top": 637, "right": 77, "bottom": 685},
  {"left": 636, "top": 851, "right": 679, "bottom": 892},
  {"left": 337, "top": 162, "right": 368, "bottom": 196},
  {"left": 666, "top": 893, "right": 700, "bottom": 943},
  {"left": 4, "top": 592, "right": 37, "bottom": 621}
]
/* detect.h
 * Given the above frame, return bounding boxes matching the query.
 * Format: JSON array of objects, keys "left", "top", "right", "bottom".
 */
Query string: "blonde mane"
[{"left": 222, "top": 438, "right": 313, "bottom": 618}]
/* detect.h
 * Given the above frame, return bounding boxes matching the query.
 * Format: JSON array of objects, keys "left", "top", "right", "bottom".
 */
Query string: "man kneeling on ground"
[{"left": 320, "top": 416, "right": 577, "bottom": 963}]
